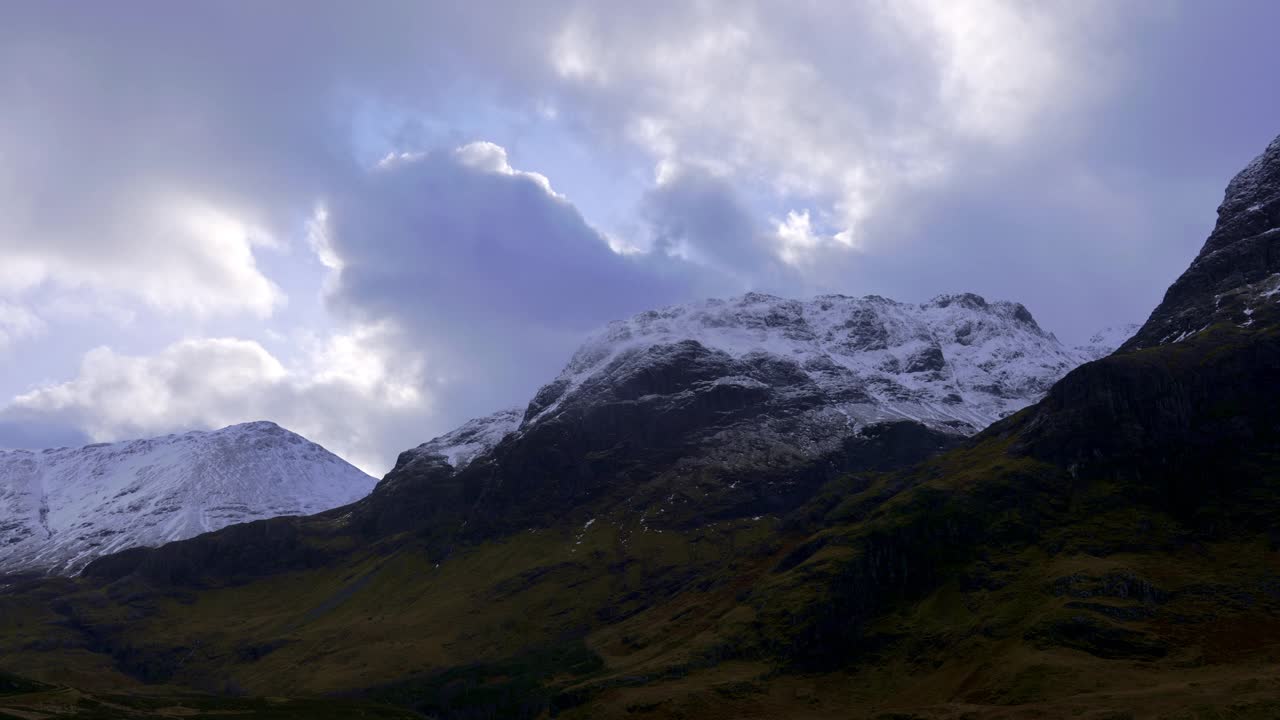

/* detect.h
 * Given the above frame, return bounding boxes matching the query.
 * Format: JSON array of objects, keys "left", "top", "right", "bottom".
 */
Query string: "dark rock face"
[
  {"left": 354, "top": 454, "right": 463, "bottom": 541},
  {"left": 1125, "top": 134, "right": 1280, "bottom": 350},
  {"left": 904, "top": 345, "right": 946, "bottom": 373}
]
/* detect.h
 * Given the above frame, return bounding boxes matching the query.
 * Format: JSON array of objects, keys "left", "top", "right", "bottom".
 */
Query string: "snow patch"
[{"left": 406, "top": 408, "right": 522, "bottom": 469}]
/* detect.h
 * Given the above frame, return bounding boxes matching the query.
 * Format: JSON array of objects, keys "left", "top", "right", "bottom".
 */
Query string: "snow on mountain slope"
[
  {"left": 523, "top": 292, "right": 1109, "bottom": 437},
  {"left": 0, "top": 421, "right": 376, "bottom": 575},
  {"left": 1075, "top": 323, "right": 1140, "bottom": 362},
  {"left": 402, "top": 408, "right": 522, "bottom": 469}
]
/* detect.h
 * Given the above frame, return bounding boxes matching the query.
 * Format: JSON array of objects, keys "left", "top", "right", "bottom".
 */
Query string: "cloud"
[
  {"left": 544, "top": 1, "right": 1111, "bottom": 251},
  {"left": 2, "top": 0, "right": 1277, "bottom": 472},
  {"left": 642, "top": 167, "right": 770, "bottom": 274},
  {"left": 0, "top": 1, "right": 1123, "bottom": 320},
  {"left": 321, "top": 142, "right": 705, "bottom": 422},
  {"left": 0, "top": 303, "right": 43, "bottom": 350},
  {"left": 0, "top": 9, "right": 309, "bottom": 316},
  {"left": 3, "top": 331, "right": 426, "bottom": 475}
]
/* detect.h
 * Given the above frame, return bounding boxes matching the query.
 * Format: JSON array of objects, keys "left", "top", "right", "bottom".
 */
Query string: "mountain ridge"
[{"left": 397, "top": 291, "right": 1126, "bottom": 496}]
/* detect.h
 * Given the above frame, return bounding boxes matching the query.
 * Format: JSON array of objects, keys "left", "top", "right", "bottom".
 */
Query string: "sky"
[{"left": 0, "top": 1, "right": 1278, "bottom": 475}]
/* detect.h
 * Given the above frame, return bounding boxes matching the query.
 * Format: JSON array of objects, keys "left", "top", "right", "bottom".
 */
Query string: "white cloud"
[
  {"left": 0, "top": 302, "right": 43, "bottom": 350},
  {"left": 454, "top": 141, "right": 561, "bottom": 196},
  {"left": 774, "top": 210, "right": 848, "bottom": 267},
  {"left": 0, "top": 186, "right": 285, "bottom": 317},
  {"left": 8, "top": 331, "right": 428, "bottom": 475},
  {"left": 907, "top": 0, "right": 1079, "bottom": 142},
  {"left": 543, "top": 1, "right": 1106, "bottom": 255}
]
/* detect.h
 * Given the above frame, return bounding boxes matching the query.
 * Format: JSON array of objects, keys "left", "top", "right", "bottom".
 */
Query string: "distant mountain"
[
  {"left": 0, "top": 421, "right": 375, "bottom": 575},
  {"left": 1074, "top": 323, "right": 1140, "bottom": 361}
]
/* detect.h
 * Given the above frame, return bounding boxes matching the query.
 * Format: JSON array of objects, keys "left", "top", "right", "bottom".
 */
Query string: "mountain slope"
[{"left": 0, "top": 422, "right": 376, "bottom": 575}]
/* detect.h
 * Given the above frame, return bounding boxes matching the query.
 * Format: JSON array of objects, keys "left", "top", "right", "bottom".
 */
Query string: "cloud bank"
[{"left": 0, "top": 1, "right": 1277, "bottom": 473}]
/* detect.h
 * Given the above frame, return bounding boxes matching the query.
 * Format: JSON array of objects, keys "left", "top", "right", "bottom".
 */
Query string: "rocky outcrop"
[{"left": 1125, "top": 134, "right": 1280, "bottom": 350}]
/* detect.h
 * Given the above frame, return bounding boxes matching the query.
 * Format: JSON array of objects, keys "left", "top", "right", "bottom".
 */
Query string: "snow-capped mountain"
[
  {"left": 0, "top": 421, "right": 376, "bottom": 575},
  {"left": 1075, "top": 323, "right": 1140, "bottom": 362},
  {"left": 402, "top": 408, "right": 523, "bottom": 470},
  {"left": 371, "top": 291, "right": 1125, "bottom": 540},
  {"left": 526, "top": 292, "right": 1107, "bottom": 436}
]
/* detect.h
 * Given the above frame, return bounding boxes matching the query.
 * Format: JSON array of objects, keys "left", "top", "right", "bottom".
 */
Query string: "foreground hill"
[
  {"left": 0, "top": 422, "right": 376, "bottom": 575},
  {"left": 0, "top": 133, "right": 1277, "bottom": 719}
]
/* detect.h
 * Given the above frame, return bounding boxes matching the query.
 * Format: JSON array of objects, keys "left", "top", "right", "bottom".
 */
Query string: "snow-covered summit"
[
  {"left": 403, "top": 408, "right": 523, "bottom": 470},
  {"left": 0, "top": 421, "right": 376, "bottom": 575},
  {"left": 524, "top": 292, "right": 1107, "bottom": 435},
  {"left": 1220, "top": 133, "right": 1280, "bottom": 218}
]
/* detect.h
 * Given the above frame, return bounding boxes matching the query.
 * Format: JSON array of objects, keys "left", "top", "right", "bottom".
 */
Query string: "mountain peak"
[
  {"left": 1220, "top": 133, "right": 1280, "bottom": 221},
  {"left": 1125, "top": 133, "right": 1280, "bottom": 350},
  {"left": 0, "top": 423, "right": 375, "bottom": 575},
  {"left": 226, "top": 419, "right": 284, "bottom": 432}
]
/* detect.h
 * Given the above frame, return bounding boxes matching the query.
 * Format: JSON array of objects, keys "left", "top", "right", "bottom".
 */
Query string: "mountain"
[
  {"left": 0, "top": 421, "right": 376, "bottom": 575},
  {"left": 367, "top": 292, "right": 1109, "bottom": 541},
  {"left": 400, "top": 407, "right": 523, "bottom": 470},
  {"left": 1, "top": 136, "right": 1277, "bottom": 719},
  {"left": 528, "top": 291, "right": 1095, "bottom": 435},
  {"left": 401, "top": 294, "right": 1110, "bottom": 479},
  {"left": 397, "top": 295, "right": 1128, "bottom": 496}
]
